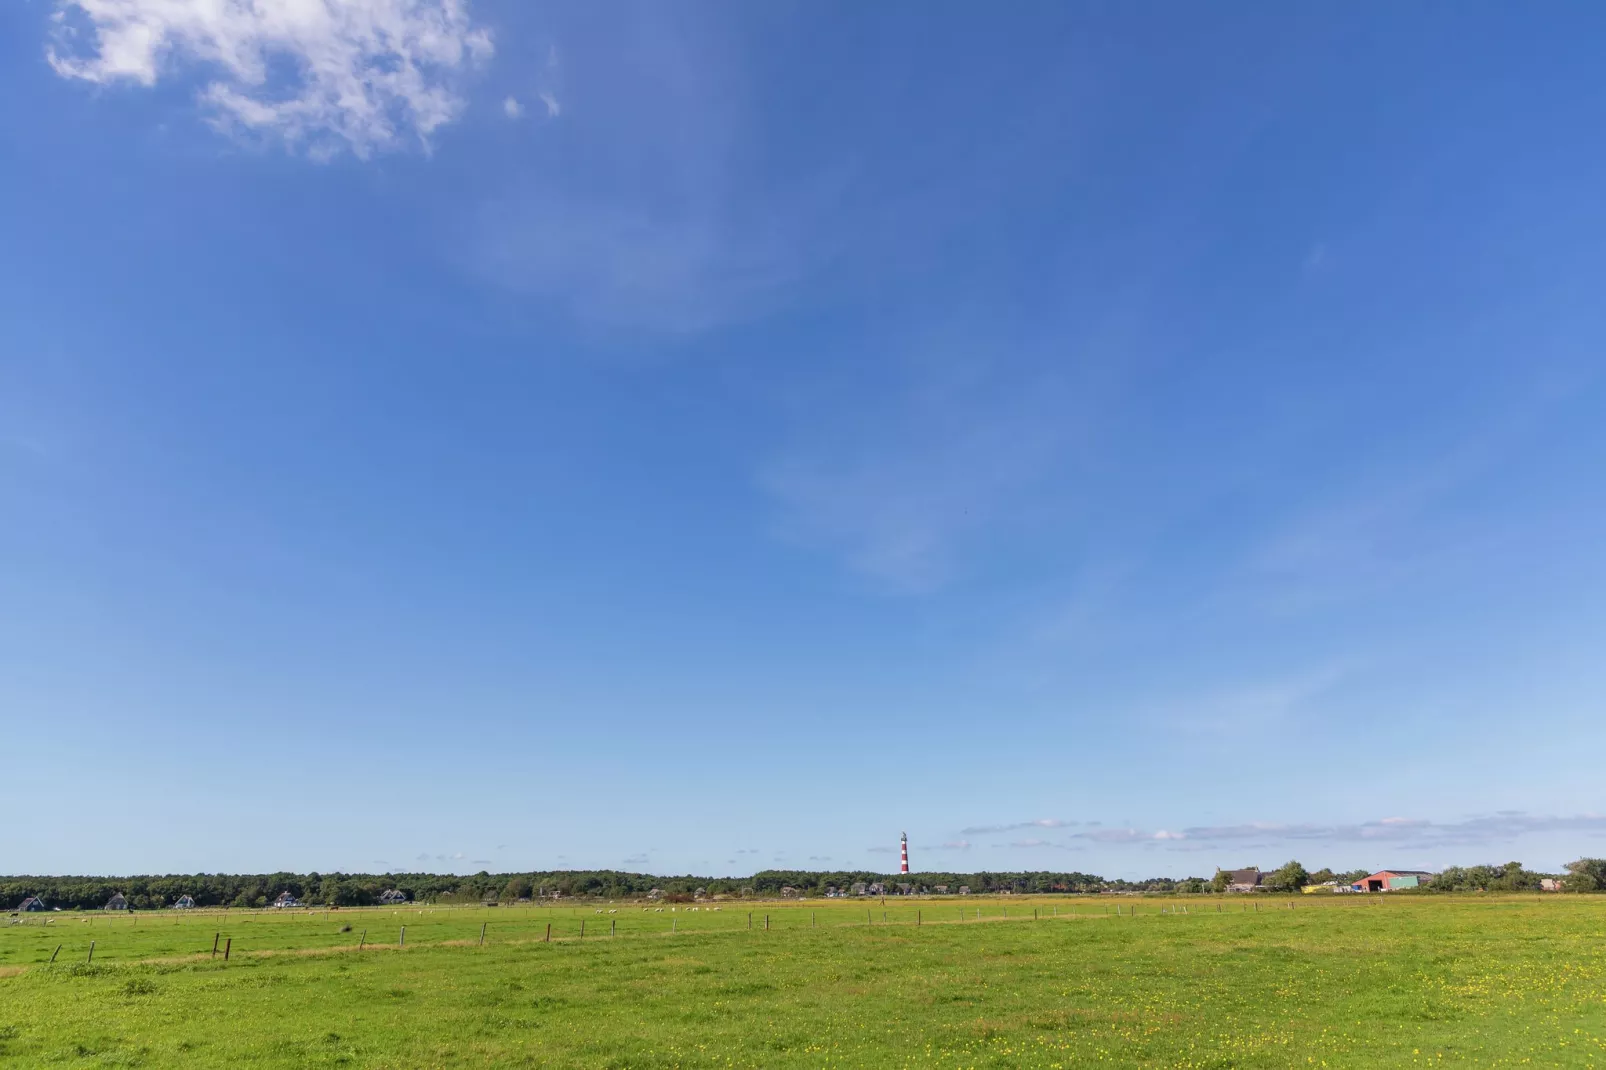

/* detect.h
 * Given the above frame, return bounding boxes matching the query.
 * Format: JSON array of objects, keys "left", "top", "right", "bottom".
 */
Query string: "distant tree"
[
  {"left": 503, "top": 877, "right": 533, "bottom": 901},
  {"left": 1307, "top": 868, "right": 1337, "bottom": 885},
  {"left": 1564, "top": 858, "right": 1606, "bottom": 892},
  {"left": 1264, "top": 860, "right": 1309, "bottom": 893},
  {"left": 1209, "top": 869, "right": 1231, "bottom": 893}
]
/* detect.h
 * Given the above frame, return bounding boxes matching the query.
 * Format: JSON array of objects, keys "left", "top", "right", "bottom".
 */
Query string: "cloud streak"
[
  {"left": 961, "top": 819, "right": 1075, "bottom": 836},
  {"left": 47, "top": 0, "right": 493, "bottom": 157},
  {"left": 969, "top": 813, "right": 1606, "bottom": 852}
]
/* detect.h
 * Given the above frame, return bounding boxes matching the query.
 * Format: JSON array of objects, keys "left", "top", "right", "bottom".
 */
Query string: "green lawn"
[{"left": 2, "top": 895, "right": 1603, "bottom": 1067}]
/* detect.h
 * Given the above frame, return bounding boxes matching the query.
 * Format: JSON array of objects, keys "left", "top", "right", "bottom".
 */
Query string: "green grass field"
[{"left": 3, "top": 894, "right": 1603, "bottom": 1068}]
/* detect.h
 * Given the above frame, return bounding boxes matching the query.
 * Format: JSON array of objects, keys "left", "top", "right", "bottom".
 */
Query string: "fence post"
[
  {"left": 400, "top": 926, "right": 406, "bottom": 947},
  {"left": 50, "top": 944, "right": 61, "bottom": 964},
  {"left": 212, "top": 933, "right": 220, "bottom": 958},
  {"left": 87, "top": 940, "right": 95, "bottom": 964},
  {"left": 480, "top": 923, "right": 486, "bottom": 946},
  {"left": 917, "top": 910, "right": 921, "bottom": 927},
  {"left": 580, "top": 920, "right": 584, "bottom": 941},
  {"left": 545, "top": 923, "right": 551, "bottom": 943},
  {"left": 764, "top": 915, "right": 769, "bottom": 931},
  {"left": 223, "top": 938, "right": 231, "bottom": 961},
  {"left": 612, "top": 919, "right": 616, "bottom": 936},
  {"left": 359, "top": 930, "right": 366, "bottom": 950}
]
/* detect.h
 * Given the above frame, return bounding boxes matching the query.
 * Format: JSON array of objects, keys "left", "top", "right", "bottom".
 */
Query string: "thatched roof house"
[{"left": 105, "top": 893, "right": 128, "bottom": 911}]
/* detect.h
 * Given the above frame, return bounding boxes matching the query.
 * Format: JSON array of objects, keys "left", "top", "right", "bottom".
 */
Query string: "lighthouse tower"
[{"left": 900, "top": 831, "right": 909, "bottom": 874}]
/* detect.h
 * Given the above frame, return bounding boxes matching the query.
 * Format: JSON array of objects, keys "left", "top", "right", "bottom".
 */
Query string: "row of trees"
[
  {"left": 6, "top": 859, "right": 1602, "bottom": 910},
  {"left": 1209, "top": 858, "right": 1606, "bottom": 893}
]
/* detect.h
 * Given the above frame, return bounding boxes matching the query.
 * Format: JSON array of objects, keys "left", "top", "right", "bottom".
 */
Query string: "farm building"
[
  {"left": 172, "top": 896, "right": 195, "bottom": 909},
  {"left": 18, "top": 896, "right": 46, "bottom": 912},
  {"left": 1540, "top": 878, "right": 1564, "bottom": 892},
  {"left": 104, "top": 893, "right": 128, "bottom": 911},
  {"left": 1353, "top": 870, "right": 1433, "bottom": 892},
  {"left": 1226, "top": 868, "right": 1265, "bottom": 893},
  {"left": 272, "top": 891, "right": 301, "bottom": 909},
  {"left": 378, "top": 889, "right": 407, "bottom": 905}
]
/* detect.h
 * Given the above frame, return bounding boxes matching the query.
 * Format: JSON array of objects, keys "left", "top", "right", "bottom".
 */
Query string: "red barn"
[{"left": 1354, "top": 870, "right": 1432, "bottom": 892}]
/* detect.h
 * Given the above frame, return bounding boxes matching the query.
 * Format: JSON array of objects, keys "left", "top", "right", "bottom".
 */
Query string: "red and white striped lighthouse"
[{"left": 900, "top": 831, "right": 909, "bottom": 874}]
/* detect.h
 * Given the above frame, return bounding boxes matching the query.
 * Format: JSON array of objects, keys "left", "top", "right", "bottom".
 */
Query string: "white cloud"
[
  {"left": 47, "top": 0, "right": 493, "bottom": 157},
  {"left": 538, "top": 90, "right": 560, "bottom": 118},
  {"left": 503, "top": 95, "right": 522, "bottom": 119}
]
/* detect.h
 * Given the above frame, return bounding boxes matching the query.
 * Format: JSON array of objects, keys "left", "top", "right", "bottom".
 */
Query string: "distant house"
[
  {"left": 866, "top": 882, "right": 886, "bottom": 896},
  {"left": 693, "top": 887, "right": 708, "bottom": 900},
  {"left": 934, "top": 885, "right": 949, "bottom": 894},
  {"left": 646, "top": 888, "right": 663, "bottom": 900},
  {"left": 172, "top": 895, "right": 195, "bottom": 909},
  {"left": 1353, "top": 870, "right": 1433, "bottom": 893},
  {"left": 957, "top": 886, "right": 971, "bottom": 896},
  {"left": 1540, "top": 878, "right": 1565, "bottom": 892},
  {"left": 1226, "top": 869, "right": 1264, "bottom": 893},
  {"left": 18, "top": 896, "right": 45, "bottom": 912},
  {"left": 272, "top": 891, "right": 300, "bottom": 909},
  {"left": 378, "top": 889, "right": 408, "bottom": 905},
  {"left": 779, "top": 886, "right": 800, "bottom": 898},
  {"left": 105, "top": 893, "right": 128, "bottom": 911}
]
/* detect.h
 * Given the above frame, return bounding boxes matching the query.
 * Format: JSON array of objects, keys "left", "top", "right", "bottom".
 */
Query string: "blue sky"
[{"left": 3, "top": 2, "right": 1604, "bottom": 880}]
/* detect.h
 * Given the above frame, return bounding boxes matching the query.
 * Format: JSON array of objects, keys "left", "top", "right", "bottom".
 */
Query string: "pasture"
[{"left": 2, "top": 894, "right": 1603, "bottom": 1067}]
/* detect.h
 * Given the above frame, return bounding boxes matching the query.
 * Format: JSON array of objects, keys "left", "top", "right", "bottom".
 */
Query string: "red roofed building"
[{"left": 1353, "top": 870, "right": 1433, "bottom": 892}]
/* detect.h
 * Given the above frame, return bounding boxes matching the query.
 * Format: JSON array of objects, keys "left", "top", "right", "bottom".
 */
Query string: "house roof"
[{"left": 1227, "top": 868, "right": 1262, "bottom": 884}]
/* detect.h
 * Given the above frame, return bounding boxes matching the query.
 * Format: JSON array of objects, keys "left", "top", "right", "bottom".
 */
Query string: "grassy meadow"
[{"left": 2, "top": 893, "right": 1604, "bottom": 1068}]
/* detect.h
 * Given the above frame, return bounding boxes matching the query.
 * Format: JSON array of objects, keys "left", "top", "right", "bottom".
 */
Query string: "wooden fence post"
[
  {"left": 87, "top": 941, "right": 95, "bottom": 964},
  {"left": 480, "top": 923, "right": 486, "bottom": 946},
  {"left": 545, "top": 923, "right": 551, "bottom": 942},
  {"left": 400, "top": 926, "right": 406, "bottom": 947},
  {"left": 212, "top": 933, "right": 220, "bottom": 958},
  {"left": 359, "top": 930, "right": 366, "bottom": 950},
  {"left": 223, "top": 938, "right": 231, "bottom": 961},
  {"left": 50, "top": 944, "right": 61, "bottom": 964}
]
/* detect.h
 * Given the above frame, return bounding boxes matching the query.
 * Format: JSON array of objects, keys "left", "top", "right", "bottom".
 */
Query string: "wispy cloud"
[
  {"left": 464, "top": 18, "right": 831, "bottom": 332},
  {"left": 964, "top": 812, "right": 1606, "bottom": 853},
  {"left": 622, "top": 854, "right": 649, "bottom": 865},
  {"left": 761, "top": 348, "right": 1094, "bottom": 592},
  {"left": 47, "top": 0, "right": 493, "bottom": 158},
  {"left": 961, "top": 819, "right": 1075, "bottom": 836}
]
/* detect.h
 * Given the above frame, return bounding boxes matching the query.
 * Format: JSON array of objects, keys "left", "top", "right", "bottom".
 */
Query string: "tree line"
[{"left": 5, "top": 859, "right": 1602, "bottom": 911}]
